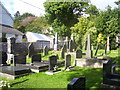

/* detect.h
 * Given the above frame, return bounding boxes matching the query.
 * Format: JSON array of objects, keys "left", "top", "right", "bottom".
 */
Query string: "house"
[
  {"left": 0, "top": 2, "right": 24, "bottom": 42},
  {"left": 26, "top": 32, "right": 54, "bottom": 48}
]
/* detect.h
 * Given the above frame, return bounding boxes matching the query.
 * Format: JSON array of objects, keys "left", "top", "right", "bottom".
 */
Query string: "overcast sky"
[{"left": 1, "top": 0, "right": 118, "bottom": 16}]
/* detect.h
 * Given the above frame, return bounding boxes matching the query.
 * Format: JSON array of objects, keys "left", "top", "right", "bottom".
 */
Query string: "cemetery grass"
[{"left": 5, "top": 67, "right": 102, "bottom": 89}]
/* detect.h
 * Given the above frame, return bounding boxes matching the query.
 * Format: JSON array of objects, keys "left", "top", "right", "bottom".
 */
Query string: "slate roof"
[{"left": 0, "top": 25, "right": 24, "bottom": 35}]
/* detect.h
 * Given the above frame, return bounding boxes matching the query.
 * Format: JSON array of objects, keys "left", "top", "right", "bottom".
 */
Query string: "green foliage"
[
  {"left": 86, "top": 4, "right": 99, "bottom": 16},
  {"left": 71, "top": 17, "right": 96, "bottom": 49},
  {"left": 25, "top": 16, "right": 49, "bottom": 33},
  {"left": 14, "top": 13, "right": 35, "bottom": 33},
  {"left": 95, "top": 6, "right": 119, "bottom": 49},
  {"left": 44, "top": 1, "right": 89, "bottom": 37},
  {"left": 14, "top": 13, "right": 49, "bottom": 34}
]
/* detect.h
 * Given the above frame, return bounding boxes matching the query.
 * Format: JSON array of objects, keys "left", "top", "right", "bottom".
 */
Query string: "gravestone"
[
  {"left": 54, "top": 33, "right": 58, "bottom": 50},
  {"left": 76, "top": 50, "right": 82, "bottom": 58},
  {"left": 65, "top": 54, "right": 71, "bottom": 69},
  {"left": 7, "top": 37, "right": 16, "bottom": 54},
  {"left": 71, "top": 34, "right": 76, "bottom": 51},
  {"left": 43, "top": 46, "right": 48, "bottom": 56},
  {"left": 69, "top": 40, "right": 73, "bottom": 52},
  {"left": 60, "top": 44, "right": 67, "bottom": 59},
  {"left": 28, "top": 43, "right": 35, "bottom": 57},
  {"left": 49, "top": 55, "right": 57, "bottom": 71},
  {"left": 13, "top": 43, "right": 28, "bottom": 65},
  {"left": 86, "top": 34, "right": 92, "bottom": 58},
  {"left": 67, "top": 77, "right": 86, "bottom": 90},
  {"left": 32, "top": 54, "right": 41, "bottom": 63},
  {"left": 65, "top": 37, "right": 69, "bottom": 49},
  {"left": 107, "top": 37, "right": 110, "bottom": 51},
  {"left": 0, "top": 51, "right": 7, "bottom": 65}
]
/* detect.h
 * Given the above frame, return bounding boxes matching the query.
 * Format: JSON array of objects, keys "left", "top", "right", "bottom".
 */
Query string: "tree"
[
  {"left": 95, "top": 6, "right": 119, "bottom": 49},
  {"left": 14, "top": 12, "right": 35, "bottom": 33},
  {"left": 86, "top": 4, "right": 99, "bottom": 16},
  {"left": 25, "top": 16, "right": 49, "bottom": 33},
  {"left": 44, "top": 1, "right": 89, "bottom": 37},
  {"left": 71, "top": 17, "right": 96, "bottom": 49}
]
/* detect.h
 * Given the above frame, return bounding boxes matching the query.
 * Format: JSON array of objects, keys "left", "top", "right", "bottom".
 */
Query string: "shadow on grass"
[
  {"left": 11, "top": 79, "right": 29, "bottom": 87},
  {"left": 67, "top": 67, "right": 103, "bottom": 88}
]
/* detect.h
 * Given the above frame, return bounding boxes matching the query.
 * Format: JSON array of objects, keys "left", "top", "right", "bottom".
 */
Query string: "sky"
[{"left": 0, "top": 0, "right": 118, "bottom": 17}]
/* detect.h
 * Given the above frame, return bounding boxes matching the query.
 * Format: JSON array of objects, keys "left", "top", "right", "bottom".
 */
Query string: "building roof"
[
  {"left": 26, "top": 32, "right": 54, "bottom": 42},
  {"left": 0, "top": 2, "right": 13, "bottom": 20},
  {"left": 0, "top": 25, "right": 24, "bottom": 35}
]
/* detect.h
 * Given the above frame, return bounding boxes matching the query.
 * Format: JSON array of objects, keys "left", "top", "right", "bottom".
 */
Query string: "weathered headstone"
[
  {"left": 76, "top": 50, "right": 82, "bottom": 58},
  {"left": 0, "top": 51, "right": 7, "bottom": 65},
  {"left": 69, "top": 40, "right": 73, "bottom": 52},
  {"left": 65, "top": 54, "right": 71, "bottom": 69},
  {"left": 49, "top": 55, "right": 57, "bottom": 71},
  {"left": 102, "top": 60, "right": 120, "bottom": 86},
  {"left": 54, "top": 33, "right": 58, "bottom": 50},
  {"left": 60, "top": 44, "right": 67, "bottom": 59},
  {"left": 65, "top": 37, "right": 69, "bottom": 49},
  {"left": 31, "top": 54, "right": 41, "bottom": 63},
  {"left": 86, "top": 34, "right": 92, "bottom": 58},
  {"left": 71, "top": 34, "right": 76, "bottom": 51},
  {"left": 13, "top": 43, "right": 28, "bottom": 65},
  {"left": 67, "top": 77, "right": 86, "bottom": 90},
  {"left": 43, "top": 46, "right": 48, "bottom": 56},
  {"left": 28, "top": 43, "right": 35, "bottom": 57},
  {"left": 7, "top": 37, "right": 16, "bottom": 54}
]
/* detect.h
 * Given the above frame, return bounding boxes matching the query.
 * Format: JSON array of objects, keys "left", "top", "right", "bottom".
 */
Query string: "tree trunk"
[{"left": 94, "top": 43, "right": 99, "bottom": 56}]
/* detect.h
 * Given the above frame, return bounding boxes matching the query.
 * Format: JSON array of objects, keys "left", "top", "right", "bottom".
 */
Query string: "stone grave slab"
[{"left": 0, "top": 66, "right": 31, "bottom": 79}]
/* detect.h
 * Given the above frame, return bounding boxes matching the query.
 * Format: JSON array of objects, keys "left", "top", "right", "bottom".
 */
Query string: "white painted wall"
[{"left": 0, "top": 3, "right": 13, "bottom": 27}]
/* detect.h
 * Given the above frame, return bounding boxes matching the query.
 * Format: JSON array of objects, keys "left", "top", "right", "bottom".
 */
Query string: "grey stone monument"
[
  {"left": 49, "top": 55, "right": 57, "bottom": 71},
  {"left": 54, "top": 33, "right": 58, "bottom": 50},
  {"left": 86, "top": 34, "right": 92, "bottom": 58},
  {"left": 28, "top": 42, "right": 35, "bottom": 57},
  {"left": 65, "top": 37, "right": 69, "bottom": 49},
  {"left": 13, "top": 43, "right": 28, "bottom": 64},
  {"left": 69, "top": 40, "right": 73, "bottom": 52},
  {"left": 76, "top": 49, "right": 82, "bottom": 58},
  {"left": 71, "top": 34, "right": 76, "bottom": 51},
  {"left": 7, "top": 37, "right": 16, "bottom": 54},
  {"left": 43, "top": 46, "right": 48, "bottom": 56},
  {"left": 32, "top": 54, "right": 41, "bottom": 63},
  {"left": 60, "top": 44, "right": 67, "bottom": 59},
  {"left": 0, "top": 51, "right": 8, "bottom": 66},
  {"left": 107, "top": 36, "right": 110, "bottom": 51},
  {"left": 65, "top": 54, "right": 71, "bottom": 69}
]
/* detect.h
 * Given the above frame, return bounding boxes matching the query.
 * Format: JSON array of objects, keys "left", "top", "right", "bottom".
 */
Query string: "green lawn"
[{"left": 3, "top": 67, "right": 102, "bottom": 89}]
